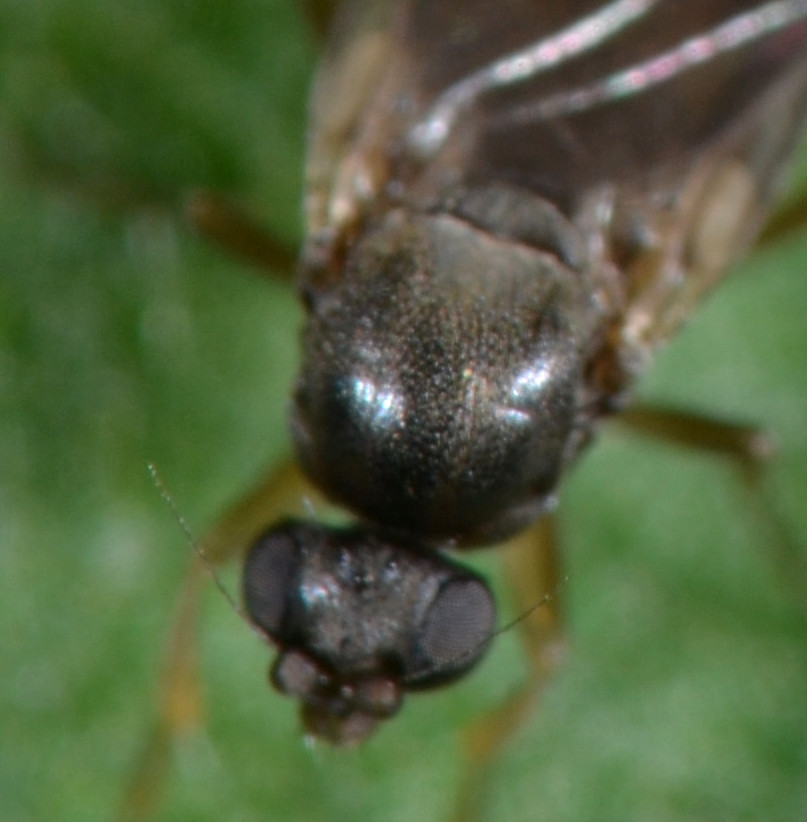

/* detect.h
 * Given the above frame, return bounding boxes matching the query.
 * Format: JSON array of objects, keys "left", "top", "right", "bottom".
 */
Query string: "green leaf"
[{"left": 2, "top": 3, "right": 806, "bottom": 822}]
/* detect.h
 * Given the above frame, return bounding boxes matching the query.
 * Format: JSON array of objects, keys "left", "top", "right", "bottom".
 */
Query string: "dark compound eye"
[
  {"left": 242, "top": 527, "right": 302, "bottom": 639},
  {"left": 242, "top": 520, "right": 496, "bottom": 743},
  {"left": 406, "top": 577, "right": 496, "bottom": 687}
]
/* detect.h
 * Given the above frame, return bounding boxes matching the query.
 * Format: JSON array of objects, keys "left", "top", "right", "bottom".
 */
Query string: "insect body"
[{"left": 237, "top": 0, "right": 807, "bottom": 745}]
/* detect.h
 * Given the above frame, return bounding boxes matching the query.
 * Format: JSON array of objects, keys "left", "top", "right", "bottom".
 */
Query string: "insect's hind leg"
[
  {"left": 116, "top": 460, "right": 322, "bottom": 821},
  {"left": 617, "top": 403, "right": 807, "bottom": 596},
  {"left": 185, "top": 0, "right": 343, "bottom": 274},
  {"left": 452, "top": 515, "right": 565, "bottom": 822}
]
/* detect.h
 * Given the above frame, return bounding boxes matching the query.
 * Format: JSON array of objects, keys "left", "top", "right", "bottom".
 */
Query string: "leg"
[
  {"left": 185, "top": 0, "right": 345, "bottom": 275},
  {"left": 617, "top": 403, "right": 806, "bottom": 593},
  {"left": 116, "top": 460, "right": 323, "bottom": 821},
  {"left": 452, "top": 515, "right": 565, "bottom": 822},
  {"left": 616, "top": 403, "right": 776, "bottom": 466},
  {"left": 298, "top": 0, "right": 339, "bottom": 40},
  {"left": 758, "top": 189, "right": 807, "bottom": 248},
  {"left": 187, "top": 191, "right": 298, "bottom": 276}
]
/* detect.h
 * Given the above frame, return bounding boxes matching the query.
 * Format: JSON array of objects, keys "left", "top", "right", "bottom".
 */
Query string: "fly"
[
  {"left": 226, "top": 0, "right": 807, "bottom": 745},
  {"left": 155, "top": 0, "right": 807, "bottom": 758}
]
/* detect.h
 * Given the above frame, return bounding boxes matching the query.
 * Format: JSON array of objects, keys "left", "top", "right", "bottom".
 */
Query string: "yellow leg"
[
  {"left": 618, "top": 403, "right": 806, "bottom": 597},
  {"left": 453, "top": 515, "right": 564, "bottom": 822},
  {"left": 116, "top": 459, "right": 324, "bottom": 820}
]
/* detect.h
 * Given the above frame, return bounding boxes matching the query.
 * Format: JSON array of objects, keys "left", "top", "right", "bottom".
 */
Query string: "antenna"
[{"left": 147, "top": 462, "right": 244, "bottom": 620}]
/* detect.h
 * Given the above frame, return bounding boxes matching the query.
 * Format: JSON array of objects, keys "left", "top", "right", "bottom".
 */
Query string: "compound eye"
[
  {"left": 242, "top": 526, "right": 301, "bottom": 640},
  {"left": 408, "top": 577, "right": 496, "bottom": 687}
]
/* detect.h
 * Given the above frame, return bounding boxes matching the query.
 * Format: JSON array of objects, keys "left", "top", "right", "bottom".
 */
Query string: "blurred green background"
[{"left": 2, "top": 2, "right": 807, "bottom": 821}]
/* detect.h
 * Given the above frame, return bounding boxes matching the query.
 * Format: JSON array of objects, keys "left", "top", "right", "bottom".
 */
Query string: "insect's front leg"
[
  {"left": 118, "top": 459, "right": 324, "bottom": 821},
  {"left": 452, "top": 515, "right": 565, "bottom": 822}
]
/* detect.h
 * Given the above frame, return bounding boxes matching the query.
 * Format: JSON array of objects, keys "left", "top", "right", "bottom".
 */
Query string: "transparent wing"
[
  {"left": 403, "top": 1, "right": 807, "bottom": 206},
  {"left": 311, "top": 2, "right": 806, "bottom": 206},
  {"left": 307, "top": 1, "right": 807, "bottom": 352}
]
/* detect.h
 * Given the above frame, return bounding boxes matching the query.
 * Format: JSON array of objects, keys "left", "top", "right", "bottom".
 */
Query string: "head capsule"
[
  {"left": 292, "top": 197, "right": 600, "bottom": 545},
  {"left": 243, "top": 520, "right": 496, "bottom": 744}
]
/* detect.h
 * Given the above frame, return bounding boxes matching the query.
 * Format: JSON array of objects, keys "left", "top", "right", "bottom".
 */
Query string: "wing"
[
  {"left": 403, "top": 1, "right": 807, "bottom": 203},
  {"left": 305, "top": 1, "right": 807, "bottom": 357}
]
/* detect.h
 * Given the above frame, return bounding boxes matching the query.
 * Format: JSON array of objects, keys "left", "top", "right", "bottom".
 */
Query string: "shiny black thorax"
[{"left": 293, "top": 186, "right": 605, "bottom": 547}]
